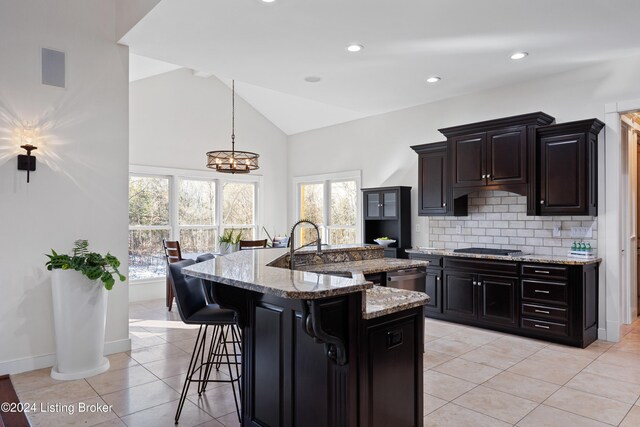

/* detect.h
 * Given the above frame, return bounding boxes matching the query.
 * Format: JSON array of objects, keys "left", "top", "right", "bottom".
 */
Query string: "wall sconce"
[{"left": 17, "top": 127, "right": 38, "bottom": 183}]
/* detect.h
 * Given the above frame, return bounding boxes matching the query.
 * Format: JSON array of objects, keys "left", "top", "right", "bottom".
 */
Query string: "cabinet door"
[
  {"left": 424, "top": 270, "right": 442, "bottom": 313},
  {"left": 477, "top": 274, "right": 517, "bottom": 327},
  {"left": 381, "top": 190, "right": 398, "bottom": 219},
  {"left": 539, "top": 133, "right": 586, "bottom": 215},
  {"left": 365, "top": 192, "right": 381, "bottom": 219},
  {"left": 418, "top": 149, "right": 448, "bottom": 215},
  {"left": 452, "top": 133, "right": 486, "bottom": 187},
  {"left": 486, "top": 126, "right": 526, "bottom": 185},
  {"left": 443, "top": 271, "right": 477, "bottom": 320}
]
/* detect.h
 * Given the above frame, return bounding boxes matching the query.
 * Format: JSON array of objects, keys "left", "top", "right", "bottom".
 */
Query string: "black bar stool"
[{"left": 169, "top": 259, "right": 242, "bottom": 424}]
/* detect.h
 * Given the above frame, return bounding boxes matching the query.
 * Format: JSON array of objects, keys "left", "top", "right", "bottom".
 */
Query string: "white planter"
[
  {"left": 219, "top": 242, "right": 239, "bottom": 254},
  {"left": 50, "top": 269, "right": 110, "bottom": 380}
]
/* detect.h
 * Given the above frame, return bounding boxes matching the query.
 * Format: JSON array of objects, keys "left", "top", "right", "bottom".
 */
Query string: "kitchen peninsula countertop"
[
  {"left": 297, "top": 257, "right": 428, "bottom": 276},
  {"left": 406, "top": 248, "right": 601, "bottom": 265}
]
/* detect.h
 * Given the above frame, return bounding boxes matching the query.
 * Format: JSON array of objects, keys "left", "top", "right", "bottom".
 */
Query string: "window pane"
[
  {"left": 329, "top": 228, "right": 356, "bottom": 245},
  {"left": 301, "top": 225, "right": 324, "bottom": 246},
  {"left": 180, "top": 228, "right": 217, "bottom": 253},
  {"left": 128, "top": 229, "right": 170, "bottom": 280},
  {"left": 179, "top": 180, "right": 215, "bottom": 225},
  {"left": 300, "top": 183, "right": 324, "bottom": 224},
  {"left": 223, "top": 183, "right": 255, "bottom": 225},
  {"left": 330, "top": 181, "right": 356, "bottom": 226},
  {"left": 129, "top": 176, "right": 169, "bottom": 226}
]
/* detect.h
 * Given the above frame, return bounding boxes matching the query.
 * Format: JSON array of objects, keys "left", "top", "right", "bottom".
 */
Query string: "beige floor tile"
[
  {"left": 432, "top": 358, "right": 501, "bottom": 384},
  {"left": 445, "top": 329, "right": 502, "bottom": 346},
  {"left": 106, "top": 352, "right": 139, "bottom": 371},
  {"left": 453, "top": 385, "right": 538, "bottom": 424},
  {"left": 143, "top": 352, "right": 193, "bottom": 379},
  {"left": 425, "top": 338, "right": 477, "bottom": 356},
  {"left": 86, "top": 365, "right": 158, "bottom": 395},
  {"left": 527, "top": 348, "right": 593, "bottom": 370},
  {"left": 459, "top": 345, "right": 526, "bottom": 370},
  {"left": 507, "top": 357, "right": 582, "bottom": 385},
  {"left": 423, "top": 370, "right": 476, "bottom": 401},
  {"left": 565, "top": 371, "right": 640, "bottom": 404},
  {"left": 121, "top": 398, "right": 213, "bottom": 427},
  {"left": 101, "top": 380, "right": 180, "bottom": 417},
  {"left": 203, "top": 414, "right": 234, "bottom": 427},
  {"left": 612, "top": 339, "right": 640, "bottom": 354},
  {"left": 93, "top": 419, "right": 127, "bottom": 427},
  {"left": 545, "top": 387, "right": 632, "bottom": 425},
  {"left": 18, "top": 379, "right": 97, "bottom": 412},
  {"left": 545, "top": 340, "right": 612, "bottom": 359},
  {"left": 424, "top": 321, "right": 468, "bottom": 338},
  {"left": 424, "top": 403, "right": 511, "bottom": 427},
  {"left": 516, "top": 404, "right": 610, "bottom": 427},
  {"left": 490, "top": 335, "right": 547, "bottom": 354},
  {"left": 483, "top": 371, "right": 560, "bottom": 403},
  {"left": 10, "top": 367, "right": 64, "bottom": 393},
  {"left": 423, "top": 393, "right": 447, "bottom": 415},
  {"left": 423, "top": 350, "right": 454, "bottom": 370},
  {"left": 130, "top": 331, "right": 167, "bottom": 349},
  {"left": 583, "top": 360, "right": 640, "bottom": 385},
  {"left": 172, "top": 337, "right": 200, "bottom": 353},
  {"left": 188, "top": 384, "right": 241, "bottom": 419},
  {"left": 27, "top": 396, "right": 118, "bottom": 427},
  {"left": 162, "top": 371, "right": 229, "bottom": 394},
  {"left": 620, "top": 405, "right": 640, "bottom": 427},
  {"left": 597, "top": 348, "right": 640, "bottom": 368},
  {"left": 128, "top": 342, "right": 187, "bottom": 364}
]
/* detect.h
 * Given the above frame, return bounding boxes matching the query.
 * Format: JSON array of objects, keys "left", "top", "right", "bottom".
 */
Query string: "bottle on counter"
[{"left": 571, "top": 241, "right": 577, "bottom": 251}]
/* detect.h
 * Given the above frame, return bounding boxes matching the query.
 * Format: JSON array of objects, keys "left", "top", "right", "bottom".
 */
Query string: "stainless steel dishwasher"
[{"left": 386, "top": 268, "right": 427, "bottom": 292}]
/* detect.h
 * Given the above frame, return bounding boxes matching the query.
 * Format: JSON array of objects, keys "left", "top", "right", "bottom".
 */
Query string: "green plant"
[
  {"left": 45, "top": 240, "right": 126, "bottom": 290},
  {"left": 219, "top": 229, "right": 242, "bottom": 245}
]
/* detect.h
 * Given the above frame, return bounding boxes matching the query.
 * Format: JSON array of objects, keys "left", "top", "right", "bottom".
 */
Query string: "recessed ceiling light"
[
  {"left": 261, "top": 0, "right": 276, "bottom": 3},
  {"left": 510, "top": 51, "right": 528, "bottom": 60},
  {"left": 346, "top": 44, "right": 364, "bottom": 53},
  {"left": 304, "top": 76, "right": 322, "bottom": 83},
  {"left": 426, "top": 76, "right": 441, "bottom": 83}
]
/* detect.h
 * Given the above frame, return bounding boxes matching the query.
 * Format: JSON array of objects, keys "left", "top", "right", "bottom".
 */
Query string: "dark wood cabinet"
[
  {"left": 408, "top": 252, "right": 599, "bottom": 348},
  {"left": 440, "top": 112, "right": 554, "bottom": 200},
  {"left": 536, "top": 119, "right": 604, "bottom": 216},
  {"left": 411, "top": 142, "right": 467, "bottom": 217},
  {"left": 362, "top": 187, "right": 411, "bottom": 258}
]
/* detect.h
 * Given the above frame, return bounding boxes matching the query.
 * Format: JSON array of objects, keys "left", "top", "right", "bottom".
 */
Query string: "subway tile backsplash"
[{"left": 429, "top": 191, "right": 597, "bottom": 256}]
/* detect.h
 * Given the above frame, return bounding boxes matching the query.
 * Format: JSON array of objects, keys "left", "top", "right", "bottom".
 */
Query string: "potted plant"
[
  {"left": 45, "top": 240, "right": 125, "bottom": 380},
  {"left": 219, "top": 229, "right": 242, "bottom": 254}
]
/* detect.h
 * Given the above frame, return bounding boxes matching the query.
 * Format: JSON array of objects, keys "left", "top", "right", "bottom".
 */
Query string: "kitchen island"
[{"left": 184, "top": 245, "right": 429, "bottom": 427}]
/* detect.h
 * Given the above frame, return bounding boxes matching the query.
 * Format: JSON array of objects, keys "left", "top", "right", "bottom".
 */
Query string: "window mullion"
[{"left": 171, "top": 176, "right": 179, "bottom": 240}]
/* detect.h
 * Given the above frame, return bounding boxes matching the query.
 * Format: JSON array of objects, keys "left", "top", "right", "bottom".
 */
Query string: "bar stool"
[{"left": 169, "top": 259, "right": 242, "bottom": 424}]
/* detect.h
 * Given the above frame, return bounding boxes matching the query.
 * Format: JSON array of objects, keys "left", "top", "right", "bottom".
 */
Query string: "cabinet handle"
[
  {"left": 482, "top": 174, "right": 486, "bottom": 179},
  {"left": 540, "top": 200, "right": 545, "bottom": 205},
  {"left": 534, "top": 270, "right": 550, "bottom": 274},
  {"left": 472, "top": 281, "right": 477, "bottom": 286},
  {"left": 534, "top": 324, "right": 550, "bottom": 329},
  {"left": 436, "top": 277, "right": 440, "bottom": 281},
  {"left": 534, "top": 290, "right": 550, "bottom": 294},
  {"left": 442, "top": 203, "right": 447, "bottom": 207},
  {"left": 478, "top": 281, "right": 482, "bottom": 286},
  {"left": 534, "top": 309, "right": 550, "bottom": 314},
  {"left": 486, "top": 174, "right": 491, "bottom": 179}
]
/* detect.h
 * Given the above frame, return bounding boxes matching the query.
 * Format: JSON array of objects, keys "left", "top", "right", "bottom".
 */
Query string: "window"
[
  {"left": 128, "top": 166, "right": 261, "bottom": 282},
  {"left": 294, "top": 171, "right": 361, "bottom": 246}
]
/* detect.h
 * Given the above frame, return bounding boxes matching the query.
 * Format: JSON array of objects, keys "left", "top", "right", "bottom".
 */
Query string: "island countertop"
[
  {"left": 363, "top": 286, "right": 429, "bottom": 319},
  {"left": 297, "top": 257, "right": 428, "bottom": 275}
]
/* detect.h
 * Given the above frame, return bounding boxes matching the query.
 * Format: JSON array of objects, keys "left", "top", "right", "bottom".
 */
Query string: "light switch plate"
[
  {"left": 553, "top": 226, "right": 561, "bottom": 237},
  {"left": 456, "top": 225, "right": 462, "bottom": 234}
]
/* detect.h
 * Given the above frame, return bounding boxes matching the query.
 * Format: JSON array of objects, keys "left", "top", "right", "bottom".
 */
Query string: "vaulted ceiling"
[{"left": 121, "top": 0, "right": 640, "bottom": 135}]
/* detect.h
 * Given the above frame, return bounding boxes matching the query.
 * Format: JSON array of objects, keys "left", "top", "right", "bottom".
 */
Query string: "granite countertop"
[
  {"left": 297, "top": 257, "right": 428, "bottom": 275},
  {"left": 183, "top": 246, "right": 374, "bottom": 300},
  {"left": 363, "top": 286, "right": 429, "bottom": 320},
  {"left": 406, "top": 248, "right": 601, "bottom": 265}
]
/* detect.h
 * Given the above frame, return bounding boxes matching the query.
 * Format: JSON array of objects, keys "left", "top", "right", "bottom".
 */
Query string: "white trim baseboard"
[
  {"left": 597, "top": 327, "right": 608, "bottom": 341},
  {"left": 606, "top": 320, "right": 621, "bottom": 343},
  {"left": 0, "top": 338, "right": 131, "bottom": 376}
]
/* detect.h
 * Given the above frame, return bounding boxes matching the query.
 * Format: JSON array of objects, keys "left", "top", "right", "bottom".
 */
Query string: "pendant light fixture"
[{"left": 206, "top": 80, "right": 259, "bottom": 173}]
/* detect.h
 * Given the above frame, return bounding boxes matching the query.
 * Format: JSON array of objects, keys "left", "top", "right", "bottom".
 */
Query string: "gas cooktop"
[{"left": 453, "top": 247, "right": 523, "bottom": 256}]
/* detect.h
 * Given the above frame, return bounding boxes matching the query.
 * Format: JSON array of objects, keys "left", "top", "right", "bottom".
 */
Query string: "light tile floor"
[{"left": 10, "top": 299, "right": 640, "bottom": 426}]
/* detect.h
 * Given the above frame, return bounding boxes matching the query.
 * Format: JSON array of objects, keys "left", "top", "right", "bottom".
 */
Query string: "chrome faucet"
[{"left": 289, "top": 219, "right": 322, "bottom": 269}]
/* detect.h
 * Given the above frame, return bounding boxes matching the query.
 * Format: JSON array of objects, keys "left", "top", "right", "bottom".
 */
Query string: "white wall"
[
  {"left": 129, "top": 69, "right": 289, "bottom": 299},
  {"left": 0, "top": 0, "right": 130, "bottom": 374},
  {"left": 289, "top": 54, "right": 640, "bottom": 340}
]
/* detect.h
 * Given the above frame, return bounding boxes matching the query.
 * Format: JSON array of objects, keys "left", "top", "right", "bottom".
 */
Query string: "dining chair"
[
  {"left": 162, "top": 239, "right": 182, "bottom": 311},
  {"left": 238, "top": 239, "right": 268, "bottom": 250}
]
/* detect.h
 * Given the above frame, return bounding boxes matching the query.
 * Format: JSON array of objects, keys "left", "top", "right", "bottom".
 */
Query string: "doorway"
[{"left": 622, "top": 112, "right": 640, "bottom": 319}]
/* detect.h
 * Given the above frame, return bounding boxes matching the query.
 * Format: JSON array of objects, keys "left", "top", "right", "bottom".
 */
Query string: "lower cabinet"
[
  {"left": 443, "top": 271, "right": 517, "bottom": 327},
  {"left": 409, "top": 253, "right": 599, "bottom": 348}
]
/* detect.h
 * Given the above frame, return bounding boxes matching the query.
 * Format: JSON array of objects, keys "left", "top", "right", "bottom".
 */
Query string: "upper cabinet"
[
  {"left": 411, "top": 142, "right": 467, "bottom": 216},
  {"left": 440, "top": 112, "right": 555, "bottom": 199},
  {"left": 365, "top": 188, "right": 399, "bottom": 219},
  {"left": 536, "top": 119, "right": 604, "bottom": 216},
  {"left": 362, "top": 187, "right": 411, "bottom": 258}
]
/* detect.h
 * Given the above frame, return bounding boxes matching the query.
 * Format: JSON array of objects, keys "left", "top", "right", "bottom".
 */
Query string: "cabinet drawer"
[
  {"left": 522, "top": 279, "right": 568, "bottom": 305},
  {"left": 445, "top": 257, "right": 518, "bottom": 275},
  {"left": 410, "top": 254, "right": 443, "bottom": 267},
  {"left": 521, "top": 303, "right": 568, "bottom": 322},
  {"left": 522, "top": 318, "right": 568, "bottom": 337},
  {"left": 521, "top": 264, "right": 568, "bottom": 280}
]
